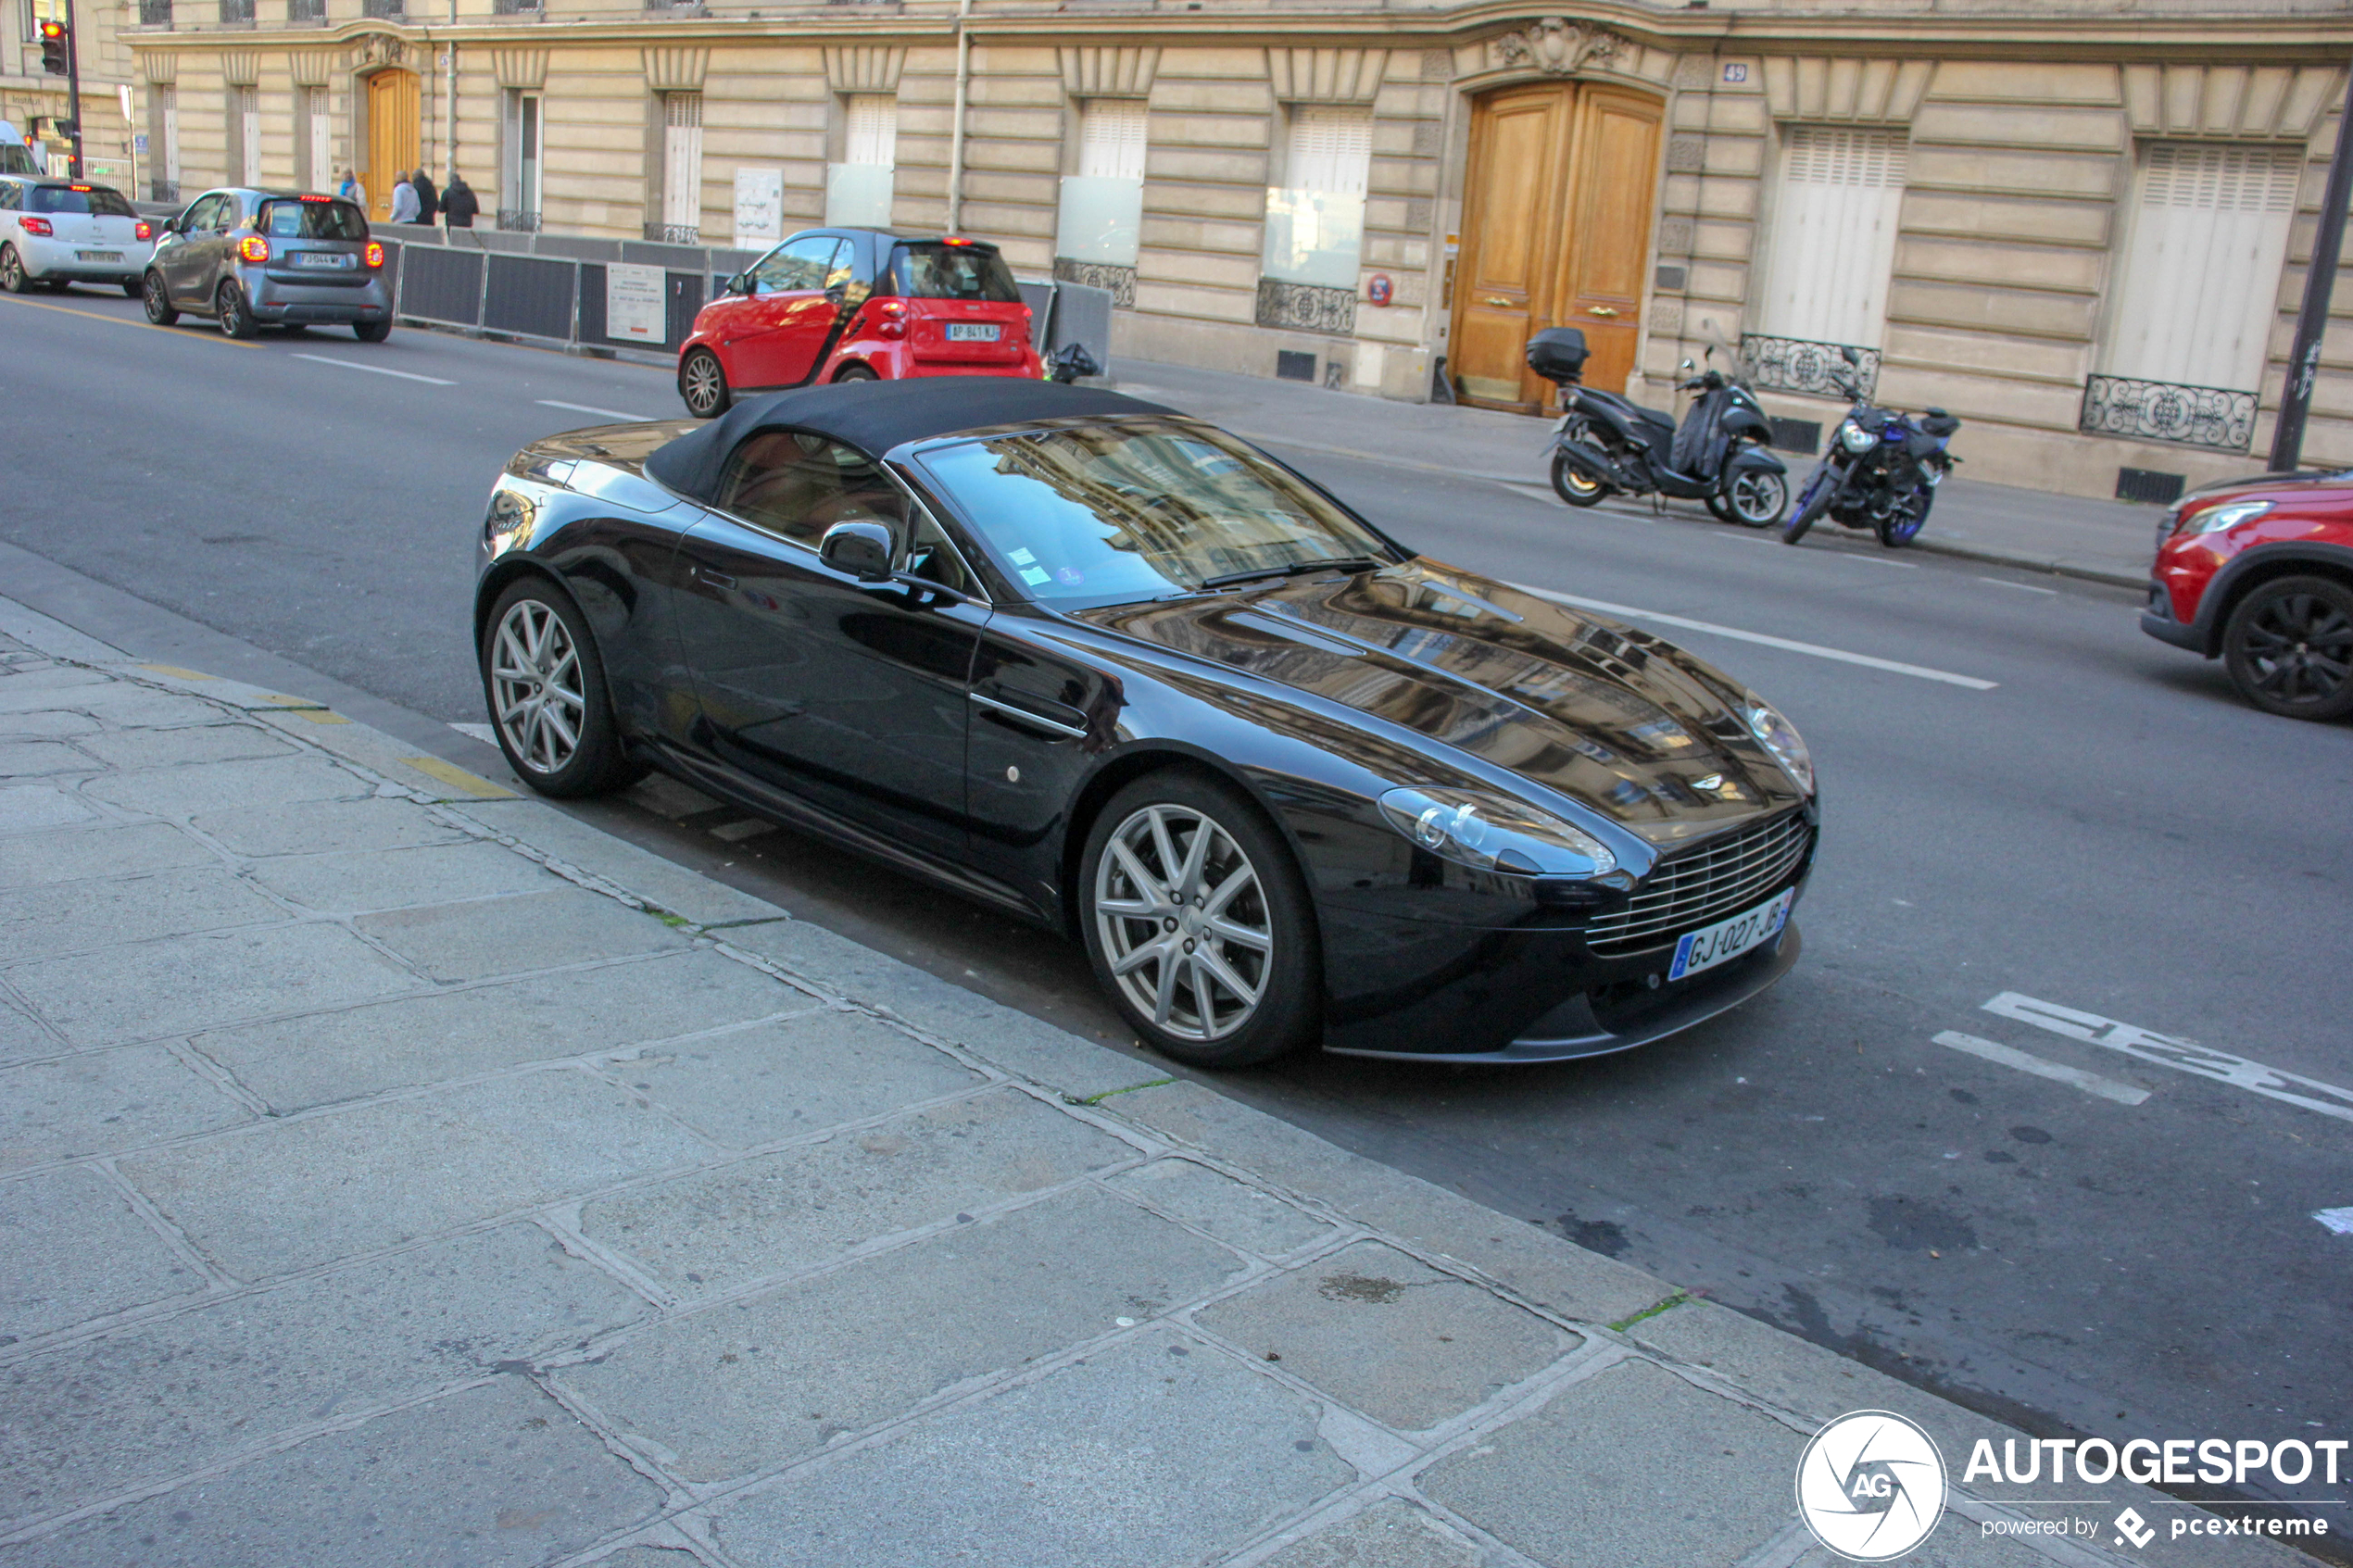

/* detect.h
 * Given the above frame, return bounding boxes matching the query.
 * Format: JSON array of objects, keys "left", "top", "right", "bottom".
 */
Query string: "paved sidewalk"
[
  {"left": 1116, "top": 360, "right": 2163, "bottom": 590},
  {"left": 0, "top": 596, "right": 2310, "bottom": 1568}
]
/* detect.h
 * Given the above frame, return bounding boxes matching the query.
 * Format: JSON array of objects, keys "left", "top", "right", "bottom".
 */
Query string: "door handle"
[
  {"left": 1481, "top": 295, "right": 1514, "bottom": 307},
  {"left": 697, "top": 565, "right": 736, "bottom": 590},
  {"left": 969, "top": 689, "right": 1088, "bottom": 740},
  {"left": 1585, "top": 306, "right": 1621, "bottom": 319}
]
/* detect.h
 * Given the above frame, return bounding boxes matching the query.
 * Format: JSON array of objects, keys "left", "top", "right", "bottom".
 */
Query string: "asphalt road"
[{"left": 6, "top": 287, "right": 2348, "bottom": 1538}]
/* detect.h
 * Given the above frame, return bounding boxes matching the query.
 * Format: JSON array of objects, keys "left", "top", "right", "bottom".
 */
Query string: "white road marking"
[
  {"left": 292, "top": 353, "right": 456, "bottom": 385},
  {"left": 2315, "top": 1208, "right": 2353, "bottom": 1236},
  {"left": 1510, "top": 583, "right": 2000, "bottom": 689},
  {"left": 537, "top": 398, "right": 656, "bottom": 422},
  {"left": 1977, "top": 577, "right": 2057, "bottom": 595},
  {"left": 447, "top": 721, "right": 497, "bottom": 746},
  {"left": 1814, "top": 550, "right": 1920, "bottom": 570},
  {"left": 1932, "top": 1030, "right": 2151, "bottom": 1106},
  {"left": 1984, "top": 992, "right": 2353, "bottom": 1125}
]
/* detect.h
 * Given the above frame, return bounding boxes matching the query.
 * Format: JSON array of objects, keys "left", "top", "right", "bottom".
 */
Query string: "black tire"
[
  {"left": 1725, "top": 468, "right": 1790, "bottom": 528},
  {"left": 478, "top": 578, "right": 648, "bottom": 796},
  {"left": 1704, "top": 492, "right": 1733, "bottom": 522},
  {"left": 1078, "top": 771, "right": 1319, "bottom": 1069},
  {"left": 833, "top": 362, "right": 879, "bottom": 383},
  {"left": 2221, "top": 574, "right": 2353, "bottom": 721},
  {"left": 121, "top": 279, "right": 144, "bottom": 299},
  {"left": 352, "top": 318, "right": 392, "bottom": 343},
  {"left": 216, "top": 281, "right": 258, "bottom": 340},
  {"left": 0, "top": 245, "right": 28, "bottom": 295},
  {"left": 1548, "top": 450, "right": 1608, "bottom": 508},
  {"left": 1782, "top": 470, "right": 1834, "bottom": 545},
  {"left": 142, "top": 270, "right": 179, "bottom": 325},
  {"left": 1875, "top": 483, "right": 1934, "bottom": 548},
  {"left": 679, "top": 347, "right": 730, "bottom": 418}
]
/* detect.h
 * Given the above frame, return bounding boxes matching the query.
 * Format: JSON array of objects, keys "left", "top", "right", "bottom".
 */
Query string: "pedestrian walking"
[
  {"left": 411, "top": 168, "right": 440, "bottom": 226},
  {"left": 387, "top": 170, "right": 421, "bottom": 225},
  {"left": 442, "top": 170, "right": 480, "bottom": 231},
  {"left": 338, "top": 168, "right": 366, "bottom": 209}
]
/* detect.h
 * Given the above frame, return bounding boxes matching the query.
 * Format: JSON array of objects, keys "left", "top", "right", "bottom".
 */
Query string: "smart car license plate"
[
  {"left": 295, "top": 253, "right": 354, "bottom": 269},
  {"left": 945, "top": 322, "right": 1000, "bottom": 342},
  {"left": 76, "top": 251, "right": 122, "bottom": 263},
  {"left": 1667, "top": 889, "right": 1793, "bottom": 982}
]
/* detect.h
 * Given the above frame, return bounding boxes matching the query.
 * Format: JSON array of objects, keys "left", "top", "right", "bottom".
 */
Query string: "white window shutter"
[
  {"left": 1756, "top": 127, "right": 1907, "bottom": 350},
  {"left": 2101, "top": 143, "right": 2301, "bottom": 393},
  {"left": 1078, "top": 99, "right": 1147, "bottom": 182},
  {"left": 846, "top": 95, "right": 899, "bottom": 169},
  {"left": 663, "top": 94, "right": 703, "bottom": 232},
  {"left": 1285, "top": 106, "right": 1372, "bottom": 197}
]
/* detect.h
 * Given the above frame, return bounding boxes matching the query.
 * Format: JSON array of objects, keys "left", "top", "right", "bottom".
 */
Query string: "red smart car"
[
  {"left": 2141, "top": 470, "right": 2353, "bottom": 721},
  {"left": 677, "top": 228, "right": 1041, "bottom": 418}
]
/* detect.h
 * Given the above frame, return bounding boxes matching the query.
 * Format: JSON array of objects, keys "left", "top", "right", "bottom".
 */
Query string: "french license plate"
[
  {"left": 1667, "top": 888, "right": 1794, "bottom": 982},
  {"left": 76, "top": 250, "right": 122, "bottom": 263},
  {"left": 295, "top": 252, "right": 353, "bottom": 269},
  {"left": 945, "top": 322, "right": 1000, "bottom": 343}
]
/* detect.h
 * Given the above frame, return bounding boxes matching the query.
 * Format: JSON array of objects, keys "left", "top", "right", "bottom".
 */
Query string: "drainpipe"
[
  {"left": 445, "top": 0, "right": 459, "bottom": 180},
  {"left": 945, "top": 0, "right": 972, "bottom": 232},
  {"left": 2269, "top": 63, "right": 2353, "bottom": 473}
]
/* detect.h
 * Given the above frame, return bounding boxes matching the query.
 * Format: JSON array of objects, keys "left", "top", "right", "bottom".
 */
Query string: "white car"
[{"left": 0, "top": 176, "right": 155, "bottom": 296}]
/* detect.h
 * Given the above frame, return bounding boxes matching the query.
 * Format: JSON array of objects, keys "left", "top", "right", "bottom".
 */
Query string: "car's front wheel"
[
  {"left": 1079, "top": 771, "right": 1319, "bottom": 1069},
  {"left": 216, "top": 281, "right": 258, "bottom": 339},
  {"left": 479, "top": 578, "right": 646, "bottom": 796},
  {"left": 679, "top": 347, "right": 730, "bottom": 418},
  {"left": 2221, "top": 574, "right": 2353, "bottom": 721},
  {"left": 142, "top": 270, "right": 178, "bottom": 325},
  {"left": 0, "top": 245, "right": 28, "bottom": 295}
]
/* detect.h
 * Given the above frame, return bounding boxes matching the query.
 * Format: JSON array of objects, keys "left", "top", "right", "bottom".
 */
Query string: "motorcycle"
[
  {"left": 1527, "top": 328, "right": 1791, "bottom": 528},
  {"left": 1781, "top": 347, "right": 1962, "bottom": 548}
]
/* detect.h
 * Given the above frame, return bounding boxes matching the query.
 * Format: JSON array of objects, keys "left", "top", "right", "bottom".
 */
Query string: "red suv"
[
  {"left": 2142, "top": 470, "right": 2353, "bottom": 721},
  {"left": 677, "top": 228, "right": 1041, "bottom": 418}
]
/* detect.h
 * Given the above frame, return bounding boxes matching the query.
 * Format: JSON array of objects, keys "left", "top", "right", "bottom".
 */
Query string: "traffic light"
[{"left": 38, "top": 19, "right": 69, "bottom": 76}]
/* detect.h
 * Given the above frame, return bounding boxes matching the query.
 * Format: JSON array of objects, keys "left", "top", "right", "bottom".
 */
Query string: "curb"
[{"left": 1906, "top": 535, "right": 2147, "bottom": 591}]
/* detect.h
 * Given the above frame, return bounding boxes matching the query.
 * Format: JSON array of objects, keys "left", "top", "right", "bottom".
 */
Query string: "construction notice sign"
[{"left": 606, "top": 263, "right": 666, "bottom": 344}]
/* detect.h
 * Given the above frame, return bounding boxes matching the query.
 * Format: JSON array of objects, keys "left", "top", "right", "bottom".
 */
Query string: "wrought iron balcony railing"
[
  {"left": 1052, "top": 258, "right": 1136, "bottom": 308},
  {"left": 2080, "top": 374, "right": 2257, "bottom": 454},
  {"left": 1254, "top": 279, "right": 1354, "bottom": 337},
  {"left": 1740, "top": 334, "right": 1880, "bottom": 401},
  {"left": 645, "top": 221, "right": 698, "bottom": 245},
  {"left": 497, "top": 209, "right": 543, "bottom": 232}
]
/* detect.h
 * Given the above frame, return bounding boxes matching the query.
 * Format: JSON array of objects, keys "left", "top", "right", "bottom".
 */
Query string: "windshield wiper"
[{"left": 1199, "top": 557, "right": 1386, "bottom": 591}]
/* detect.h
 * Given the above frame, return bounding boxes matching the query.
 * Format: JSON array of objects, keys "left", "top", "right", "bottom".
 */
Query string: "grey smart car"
[{"left": 143, "top": 187, "right": 393, "bottom": 341}]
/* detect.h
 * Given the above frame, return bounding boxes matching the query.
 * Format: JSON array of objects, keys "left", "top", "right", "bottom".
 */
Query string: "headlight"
[
  {"left": 2174, "top": 499, "right": 2271, "bottom": 537},
  {"left": 1378, "top": 786, "right": 1617, "bottom": 879},
  {"left": 1839, "top": 420, "right": 1876, "bottom": 454},
  {"left": 1742, "top": 695, "right": 1814, "bottom": 795}
]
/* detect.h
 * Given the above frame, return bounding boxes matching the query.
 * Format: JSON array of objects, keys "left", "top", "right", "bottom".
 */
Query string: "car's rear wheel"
[
  {"left": 215, "top": 281, "right": 258, "bottom": 339},
  {"left": 480, "top": 579, "right": 646, "bottom": 796},
  {"left": 2221, "top": 575, "right": 2353, "bottom": 721},
  {"left": 679, "top": 348, "right": 730, "bottom": 418},
  {"left": 0, "top": 245, "right": 28, "bottom": 295},
  {"left": 1079, "top": 771, "right": 1318, "bottom": 1069},
  {"left": 352, "top": 318, "right": 392, "bottom": 343},
  {"left": 833, "top": 362, "right": 879, "bottom": 383},
  {"left": 142, "top": 270, "right": 178, "bottom": 325}
]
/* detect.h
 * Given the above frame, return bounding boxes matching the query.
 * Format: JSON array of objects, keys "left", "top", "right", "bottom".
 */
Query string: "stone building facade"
[{"left": 97, "top": 0, "right": 2353, "bottom": 497}]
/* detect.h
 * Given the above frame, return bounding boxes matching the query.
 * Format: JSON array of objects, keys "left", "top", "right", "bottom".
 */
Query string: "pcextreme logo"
[{"left": 1796, "top": 1411, "right": 1949, "bottom": 1562}]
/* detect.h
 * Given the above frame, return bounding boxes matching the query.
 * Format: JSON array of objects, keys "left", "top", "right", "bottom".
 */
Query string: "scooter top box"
[{"left": 1525, "top": 327, "right": 1589, "bottom": 383}]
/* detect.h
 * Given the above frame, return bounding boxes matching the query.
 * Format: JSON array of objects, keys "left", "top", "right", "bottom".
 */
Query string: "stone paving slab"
[
  {"left": 188, "top": 796, "right": 471, "bottom": 857},
  {"left": 81, "top": 754, "right": 373, "bottom": 818},
  {"left": 354, "top": 884, "right": 691, "bottom": 983},
  {"left": 1254, "top": 1499, "right": 1488, "bottom": 1568},
  {"left": 68, "top": 723, "right": 297, "bottom": 771},
  {"left": 448, "top": 797, "right": 788, "bottom": 928},
  {"left": 0, "top": 866, "right": 288, "bottom": 962},
  {"left": 0, "top": 822, "right": 216, "bottom": 891},
  {"left": 0, "top": 1166, "right": 204, "bottom": 1342},
  {"left": 0, "top": 1045, "right": 251, "bottom": 1170},
  {"left": 243, "top": 840, "right": 568, "bottom": 915},
  {"left": 0, "top": 784, "right": 98, "bottom": 834},
  {"left": 0, "top": 740, "right": 91, "bottom": 777}
]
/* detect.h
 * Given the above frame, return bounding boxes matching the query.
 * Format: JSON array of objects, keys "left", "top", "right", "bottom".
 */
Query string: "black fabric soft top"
[{"left": 644, "top": 379, "right": 1176, "bottom": 505}]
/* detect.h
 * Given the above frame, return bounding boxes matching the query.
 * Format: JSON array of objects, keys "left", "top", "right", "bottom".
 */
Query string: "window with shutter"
[
  {"left": 845, "top": 95, "right": 898, "bottom": 169},
  {"left": 1262, "top": 106, "right": 1371, "bottom": 292},
  {"left": 1078, "top": 98, "right": 1146, "bottom": 182},
  {"left": 1755, "top": 127, "right": 1906, "bottom": 356},
  {"left": 232, "top": 87, "right": 261, "bottom": 187},
  {"left": 1285, "top": 106, "right": 1372, "bottom": 197},
  {"left": 661, "top": 93, "right": 702, "bottom": 236},
  {"left": 2100, "top": 143, "right": 2301, "bottom": 394},
  {"left": 1059, "top": 98, "right": 1147, "bottom": 269},
  {"left": 827, "top": 94, "right": 897, "bottom": 226},
  {"left": 302, "top": 89, "right": 332, "bottom": 194}
]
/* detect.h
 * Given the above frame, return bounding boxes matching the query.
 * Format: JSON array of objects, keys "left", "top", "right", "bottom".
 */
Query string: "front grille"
[{"left": 1586, "top": 810, "right": 1813, "bottom": 956}]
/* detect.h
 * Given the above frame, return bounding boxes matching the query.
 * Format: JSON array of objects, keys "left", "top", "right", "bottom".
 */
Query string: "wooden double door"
[
  {"left": 1451, "top": 81, "right": 1662, "bottom": 412},
  {"left": 363, "top": 69, "right": 420, "bottom": 223}
]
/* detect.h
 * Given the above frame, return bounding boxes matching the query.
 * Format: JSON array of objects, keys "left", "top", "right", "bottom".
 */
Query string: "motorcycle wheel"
[
  {"left": 1550, "top": 450, "right": 1609, "bottom": 508},
  {"left": 1705, "top": 493, "right": 1733, "bottom": 522},
  {"left": 1782, "top": 470, "right": 1833, "bottom": 545},
  {"left": 1726, "top": 470, "right": 1790, "bottom": 528},
  {"left": 1877, "top": 483, "right": 1935, "bottom": 548}
]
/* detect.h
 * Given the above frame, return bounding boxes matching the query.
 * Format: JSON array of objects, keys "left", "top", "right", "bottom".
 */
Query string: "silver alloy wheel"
[
  {"left": 1729, "top": 469, "right": 1788, "bottom": 526},
  {"left": 489, "top": 598, "right": 587, "bottom": 775},
  {"left": 0, "top": 245, "right": 22, "bottom": 293},
  {"left": 1094, "top": 802, "right": 1274, "bottom": 1043},
  {"left": 682, "top": 351, "right": 724, "bottom": 415}
]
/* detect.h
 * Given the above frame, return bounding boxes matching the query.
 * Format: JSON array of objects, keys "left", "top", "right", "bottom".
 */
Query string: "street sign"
[{"left": 733, "top": 167, "right": 783, "bottom": 247}]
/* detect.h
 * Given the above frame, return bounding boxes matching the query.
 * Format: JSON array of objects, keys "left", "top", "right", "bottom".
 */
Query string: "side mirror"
[{"left": 819, "top": 520, "right": 894, "bottom": 582}]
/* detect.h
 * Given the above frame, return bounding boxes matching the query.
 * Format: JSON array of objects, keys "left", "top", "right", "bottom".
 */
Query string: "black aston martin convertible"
[{"left": 475, "top": 378, "right": 1818, "bottom": 1068}]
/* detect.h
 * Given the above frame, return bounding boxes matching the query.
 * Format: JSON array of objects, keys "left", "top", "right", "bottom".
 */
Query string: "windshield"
[
  {"left": 30, "top": 184, "right": 135, "bottom": 217},
  {"left": 258, "top": 199, "right": 368, "bottom": 240},
  {"left": 916, "top": 419, "right": 1395, "bottom": 605},
  {"left": 890, "top": 243, "right": 1022, "bottom": 303}
]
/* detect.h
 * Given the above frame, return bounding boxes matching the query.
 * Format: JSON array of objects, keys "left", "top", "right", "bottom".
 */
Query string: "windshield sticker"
[
  {"left": 1008, "top": 547, "right": 1037, "bottom": 566},
  {"left": 1020, "top": 566, "right": 1052, "bottom": 586}
]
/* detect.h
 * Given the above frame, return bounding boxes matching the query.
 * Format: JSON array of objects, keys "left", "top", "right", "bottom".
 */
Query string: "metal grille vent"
[{"left": 1586, "top": 811, "right": 1812, "bottom": 956}]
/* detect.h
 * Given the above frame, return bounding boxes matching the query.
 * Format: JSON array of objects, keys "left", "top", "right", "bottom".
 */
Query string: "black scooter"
[{"left": 1528, "top": 329, "right": 1790, "bottom": 527}]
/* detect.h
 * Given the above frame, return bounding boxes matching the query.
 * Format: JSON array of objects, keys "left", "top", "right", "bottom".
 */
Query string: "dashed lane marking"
[
  {"left": 1510, "top": 584, "right": 2000, "bottom": 690},
  {"left": 0, "top": 291, "right": 261, "bottom": 346},
  {"left": 2316, "top": 1208, "right": 2353, "bottom": 1236},
  {"left": 1984, "top": 992, "right": 2353, "bottom": 1125},
  {"left": 1932, "top": 1030, "right": 2151, "bottom": 1105},
  {"left": 291, "top": 353, "right": 456, "bottom": 385},
  {"left": 1977, "top": 577, "right": 2058, "bottom": 595},
  {"left": 537, "top": 398, "right": 658, "bottom": 422}
]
